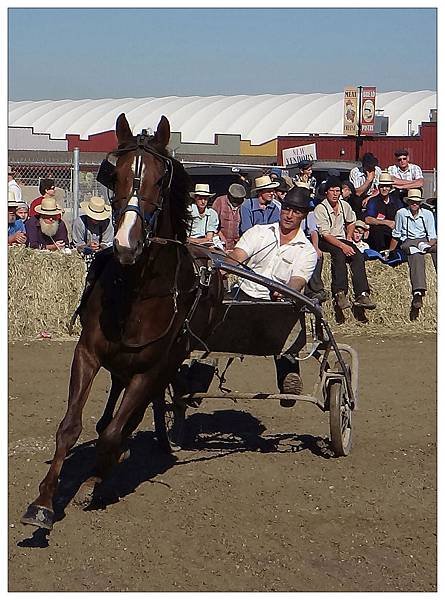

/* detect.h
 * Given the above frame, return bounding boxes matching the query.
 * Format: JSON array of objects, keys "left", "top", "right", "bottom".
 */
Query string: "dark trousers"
[
  {"left": 400, "top": 238, "right": 437, "bottom": 293},
  {"left": 306, "top": 255, "right": 325, "bottom": 294},
  {"left": 318, "top": 238, "right": 370, "bottom": 296},
  {"left": 368, "top": 224, "right": 393, "bottom": 252}
]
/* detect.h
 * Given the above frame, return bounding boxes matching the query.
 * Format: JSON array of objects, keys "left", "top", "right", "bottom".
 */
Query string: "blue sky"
[{"left": 8, "top": 7, "right": 437, "bottom": 101}]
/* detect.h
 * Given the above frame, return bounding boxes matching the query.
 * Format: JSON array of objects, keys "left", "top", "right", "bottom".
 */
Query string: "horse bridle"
[{"left": 97, "top": 129, "right": 173, "bottom": 245}]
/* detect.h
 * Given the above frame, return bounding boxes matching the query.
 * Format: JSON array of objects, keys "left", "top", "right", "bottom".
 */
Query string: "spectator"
[
  {"left": 364, "top": 171, "right": 403, "bottom": 251},
  {"left": 25, "top": 196, "right": 69, "bottom": 251},
  {"left": 341, "top": 180, "right": 363, "bottom": 219},
  {"left": 388, "top": 189, "right": 436, "bottom": 315},
  {"left": 351, "top": 220, "right": 370, "bottom": 253},
  {"left": 314, "top": 176, "right": 376, "bottom": 311},
  {"left": 237, "top": 172, "right": 252, "bottom": 198},
  {"left": 72, "top": 196, "right": 114, "bottom": 258},
  {"left": 8, "top": 191, "right": 27, "bottom": 246},
  {"left": 212, "top": 183, "right": 246, "bottom": 251},
  {"left": 387, "top": 149, "right": 424, "bottom": 195},
  {"left": 187, "top": 184, "right": 219, "bottom": 245},
  {"left": 15, "top": 202, "right": 29, "bottom": 223},
  {"left": 8, "top": 166, "right": 22, "bottom": 204},
  {"left": 274, "top": 177, "right": 291, "bottom": 204},
  {"left": 29, "top": 178, "right": 56, "bottom": 217},
  {"left": 349, "top": 152, "right": 382, "bottom": 204},
  {"left": 239, "top": 175, "right": 280, "bottom": 234},
  {"left": 301, "top": 202, "right": 328, "bottom": 303},
  {"left": 228, "top": 187, "right": 317, "bottom": 403},
  {"left": 292, "top": 160, "right": 317, "bottom": 198}
]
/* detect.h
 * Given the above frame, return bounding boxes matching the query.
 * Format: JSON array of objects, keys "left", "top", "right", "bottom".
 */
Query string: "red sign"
[{"left": 360, "top": 87, "right": 376, "bottom": 135}]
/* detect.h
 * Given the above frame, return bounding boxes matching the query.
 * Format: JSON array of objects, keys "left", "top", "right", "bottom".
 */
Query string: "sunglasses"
[
  {"left": 379, "top": 185, "right": 391, "bottom": 189},
  {"left": 397, "top": 157, "right": 408, "bottom": 161}
]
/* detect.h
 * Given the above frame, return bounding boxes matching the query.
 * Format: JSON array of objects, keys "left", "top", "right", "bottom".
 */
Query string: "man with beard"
[
  {"left": 212, "top": 183, "right": 246, "bottom": 251},
  {"left": 25, "top": 197, "right": 69, "bottom": 250}
]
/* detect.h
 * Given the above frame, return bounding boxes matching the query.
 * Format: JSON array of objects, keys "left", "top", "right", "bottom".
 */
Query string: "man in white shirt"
[
  {"left": 387, "top": 149, "right": 424, "bottom": 192},
  {"left": 349, "top": 152, "right": 382, "bottom": 204},
  {"left": 314, "top": 176, "right": 376, "bottom": 311},
  {"left": 388, "top": 189, "right": 436, "bottom": 315},
  {"left": 228, "top": 187, "right": 317, "bottom": 404},
  {"left": 8, "top": 165, "right": 22, "bottom": 204}
]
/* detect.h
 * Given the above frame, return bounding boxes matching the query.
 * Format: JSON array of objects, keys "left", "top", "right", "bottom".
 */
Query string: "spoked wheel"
[
  {"left": 153, "top": 391, "right": 186, "bottom": 453},
  {"left": 328, "top": 364, "right": 352, "bottom": 456}
]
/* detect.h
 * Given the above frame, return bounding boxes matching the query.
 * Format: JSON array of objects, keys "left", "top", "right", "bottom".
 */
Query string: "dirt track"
[{"left": 8, "top": 335, "right": 436, "bottom": 592}]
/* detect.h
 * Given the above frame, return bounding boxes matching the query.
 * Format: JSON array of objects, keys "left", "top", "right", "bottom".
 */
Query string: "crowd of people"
[{"left": 8, "top": 148, "right": 437, "bottom": 321}]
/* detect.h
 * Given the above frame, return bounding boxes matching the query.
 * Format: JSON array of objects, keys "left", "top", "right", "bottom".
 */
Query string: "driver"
[{"left": 227, "top": 186, "right": 317, "bottom": 405}]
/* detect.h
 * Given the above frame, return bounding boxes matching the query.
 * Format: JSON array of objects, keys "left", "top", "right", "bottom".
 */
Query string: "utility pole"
[{"left": 355, "top": 85, "right": 363, "bottom": 161}]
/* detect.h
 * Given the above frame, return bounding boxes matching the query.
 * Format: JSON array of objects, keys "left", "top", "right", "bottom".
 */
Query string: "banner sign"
[
  {"left": 282, "top": 143, "right": 317, "bottom": 167},
  {"left": 360, "top": 86, "right": 376, "bottom": 135},
  {"left": 343, "top": 87, "right": 358, "bottom": 135}
]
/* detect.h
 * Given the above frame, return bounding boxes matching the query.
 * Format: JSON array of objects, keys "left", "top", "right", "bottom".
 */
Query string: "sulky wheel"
[
  {"left": 328, "top": 364, "right": 352, "bottom": 456},
  {"left": 153, "top": 393, "right": 186, "bottom": 453}
]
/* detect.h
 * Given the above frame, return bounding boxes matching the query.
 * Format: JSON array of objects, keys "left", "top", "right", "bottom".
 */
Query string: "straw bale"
[{"left": 8, "top": 247, "right": 436, "bottom": 340}]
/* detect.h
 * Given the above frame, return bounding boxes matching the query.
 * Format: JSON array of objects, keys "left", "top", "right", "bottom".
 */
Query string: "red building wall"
[
  {"left": 277, "top": 122, "right": 436, "bottom": 171},
  {"left": 67, "top": 130, "right": 117, "bottom": 152}
]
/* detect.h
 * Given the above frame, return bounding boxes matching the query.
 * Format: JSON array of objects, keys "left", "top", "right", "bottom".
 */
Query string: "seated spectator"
[
  {"left": 341, "top": 180, "right": 363, "bottom": 219},
  {"left": 274, "top": 177, "right": 291, "bottom": 204},
  {"left": 351, "top": 220, "right": 370, "bottom": 253},
  {"left": 15, "top": 202, "right": 29, "bottom": 223},
  {"left": 388, "top": 189, "right": 436, "bottom": 316},
  {"left": 8, "top": 192, "right": 27, "bottom": 246},
  {"left": 212, "top": 183, "right": 246, "bottom": 251},
  {"left": 239, "top": 175, "right": 280, "bottom": 234},
  {"left": 29, "top": 178, "right": 56, "bottom": 217},
  {"left": 292, "top": 160, "right": 317, "bottom": 198},
  {"left": 314, "top": 176, "right": 376, "bottom": 311},
  {"left": 387, "top": 149, "right": 424, "bottom": 200},
  {"left": 72, "top": 196, "right": 114, "bottom": 259},
  {"left": 187, "top": 184, "right": 219, "bottom": 245},
  {"left": 25, "top": 197, "right": 69, "bottom": 251},
  {"left": 8, "top": 166, "right": 22, "bottom": 204},
  {"left": 364, "top": 171, "right": 403, "bottom": 251},
  {"left": 349, "top": 152, "right": 382, "bottom": 207},
  {"left": 301, "top": 204, "right": 328, "bottom": 303}
]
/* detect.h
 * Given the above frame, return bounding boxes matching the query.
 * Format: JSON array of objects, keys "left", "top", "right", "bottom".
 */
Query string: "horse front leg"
[
  {"left": 21, "top": 343, "right": 99, "bottom": 530},
  {"left": 96, "top": 375, "right": 125, "bottom": 435}
]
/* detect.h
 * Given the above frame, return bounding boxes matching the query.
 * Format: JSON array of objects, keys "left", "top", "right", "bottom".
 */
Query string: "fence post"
[{"left": 73, "top": 147, "right": 80, "bottom": 220}]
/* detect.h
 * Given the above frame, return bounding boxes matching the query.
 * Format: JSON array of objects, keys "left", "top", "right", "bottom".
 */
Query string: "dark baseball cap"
[
  {"left": 325, "top": 176, "right": 342, "bottom": 190},
  {"left": 281, "top": 186, "right": 311, "bottom": 212}
]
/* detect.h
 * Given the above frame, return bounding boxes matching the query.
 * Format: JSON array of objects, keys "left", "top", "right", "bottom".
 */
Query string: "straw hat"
[
  {"left": 354, "top": 220, "right": 370, "bottom": 231},
  {"left": 80, "top": 196, "right": 112, "bottom": 221},
  {"left": 8, "top": 190, "right": 19, "bottom": 208},
  {"left": 189, "top": 183, "right": 215, "bottom": 198},
  {"left": 34, "top": 196, "right": 63, "bottom": 216},
  {"left": 406, "top": 188, "right": 424, "bottom": 203},
  {"left": 251, "top": 175, "right": 280, "bottom": 193},
  {"left": 294, "top": 181, "right": 311, "bottom": 189},
  {"left": 378, "top": 171, "right": 394, "bottom": 186}
]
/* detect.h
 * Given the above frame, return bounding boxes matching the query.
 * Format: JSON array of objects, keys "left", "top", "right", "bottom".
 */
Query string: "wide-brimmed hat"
[
  {"left": 378, "top": 171, "right": 394, "bottom": 187},
  {"left": 190, "top": 183, "right": 215, "bottom": 198},
  {"left": 251, "top": 175, "right": 280, "bottom": 193},
  {"left": 34, "top": 196, "right": 63, "bottom": 216},
  {"left": 80, "top": 196, "right": 112, "bottom": 221},
  {"left": 281, "top": 187, "right": 311, "bottom": 212},
  {"left": 406, "top": 189, "right": 424, "bottom": 203},
  {"left": 228, "top": 183, "right": 246, "bottom": 199},
  {"left": 8, "top": 190, "right": 19, "bottom": 208},
  {"left": 275, "top": 177, "right": 290, "bottom": 193},
  {"left": 354, "top": 220, "right": 370, "bottom": 231}
]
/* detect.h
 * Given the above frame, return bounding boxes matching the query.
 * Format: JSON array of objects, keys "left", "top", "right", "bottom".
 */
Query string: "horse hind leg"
[
  {"left": 96, "top": 375, "right": 125, "bottom": 435},
  {"left": 21, "top": 343, "right": 100, "bottom": 530}
]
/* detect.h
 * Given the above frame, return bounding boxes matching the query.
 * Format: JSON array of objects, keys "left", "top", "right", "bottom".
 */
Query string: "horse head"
[{"left": 109, "top": 113, "right": 173, "bottom": 266}]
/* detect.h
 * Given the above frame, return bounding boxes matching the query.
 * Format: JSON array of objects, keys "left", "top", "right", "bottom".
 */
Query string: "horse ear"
[
  {"left": 116, "top": 113, "right": 133, "bottom": 144},
  {"left": 154, "top": 115, "right": 170, "bottom": 147}
]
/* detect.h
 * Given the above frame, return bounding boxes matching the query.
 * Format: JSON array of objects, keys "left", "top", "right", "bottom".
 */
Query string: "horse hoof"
[
  {"left": 73, "top": 480, "right": 97, "bottom": 507},
  {"left": 21, "top": 504, "right": 54, "bottom": 530}
]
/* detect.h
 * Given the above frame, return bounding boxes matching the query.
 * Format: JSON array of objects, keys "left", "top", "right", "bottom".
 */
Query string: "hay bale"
[{"left": 8, "top": 247, "right": 437, "bottom": 340}]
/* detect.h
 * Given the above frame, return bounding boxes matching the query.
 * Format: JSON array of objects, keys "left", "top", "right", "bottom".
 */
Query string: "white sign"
[{"left": 282, "top": 143, "right": 317, "bottom": 167}]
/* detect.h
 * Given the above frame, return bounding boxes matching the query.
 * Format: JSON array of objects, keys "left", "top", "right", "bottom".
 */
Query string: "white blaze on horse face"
[{"left": 114, "top": 159, "right": 146, "bottom": 250}]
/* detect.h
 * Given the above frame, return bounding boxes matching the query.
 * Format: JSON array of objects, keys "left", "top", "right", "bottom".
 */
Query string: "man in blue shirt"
[
  {"left": 187, "top": 183, "right": 219, "bottom": 245},
  {"left": 364, "top": 171, "right": 403, "bottom": 251},
  {"left": 8, "top": 192, "right": 26, "bottom": 246},
  {"left": 388, "top": 189, "right": 437, "bottom": 313},
  {"left": 239, "top": 175, "right": 280, "bottom": 234}
]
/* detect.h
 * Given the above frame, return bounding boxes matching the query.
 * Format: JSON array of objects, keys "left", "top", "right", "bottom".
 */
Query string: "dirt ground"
[{"left": 8, "top": 334, "right": 436, "bottom": 592}]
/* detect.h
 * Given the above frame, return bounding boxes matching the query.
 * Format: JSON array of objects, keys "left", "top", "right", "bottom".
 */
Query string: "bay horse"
[{"left": 21, "top": 113, "right": 224, "bottom": 530}]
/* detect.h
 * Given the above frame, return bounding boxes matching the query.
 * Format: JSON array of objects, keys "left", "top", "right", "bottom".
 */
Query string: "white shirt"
[
  {"left": 388, "top": 163, "right": 423, "bottom": 181},
  {"left": 314, "top": 199, "right": 356, "bottom": 239},
  {"left": 234, "top": 222, "right": 317, "bottom": 299},
  {"left": 187, "top": 204, "right": 219, "bottom": 238},
  {"left": 349, "top": 166, "right": 382, "bottom": 195},
  {"left": 8, "top": 179, "right": 22, "bottom": 203}
]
